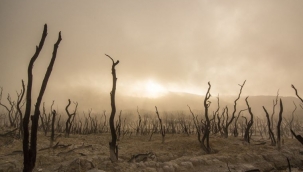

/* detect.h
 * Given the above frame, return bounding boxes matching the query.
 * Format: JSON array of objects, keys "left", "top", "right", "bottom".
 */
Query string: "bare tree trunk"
[
  {"left": 65, "top": 99, "right": 78, "bottom": 137},
  {"left": 234, "top": 109, "right": 247, "bottom": 137},
  {"left": 244, "top": 97, "right": 254, "bottom": 143},
  {"left": 290, "top": 84, "right": 303, "bottom": 145},
  {"left": 222, "top": 80, "right": 246, "bottom": 138},
  {"left": 17, "top": 80, "right": 25, "bottom": 139},
  {"left": 263, "top": 106, "right": 276, "bottom": 146},
  {"left": 271, "top": 90, "right": 279, "bottom": 130},
  {"left": 23, "top": 24, "right": 62, "bottom": 172},
  {"left": 155, "top": 106, "right": 165, "bottom": 143},
  {"left": 50, "top": 101, "right": 56, "bottom": 146},
  {"left": 200, "top": 82, "right": 212, "bottom": 153},
  {"left": 277, "top": 99, "right": 283, "bottom": 149},
  {"left": 106, "top": 54, "right": 119, "bottom": 162}
]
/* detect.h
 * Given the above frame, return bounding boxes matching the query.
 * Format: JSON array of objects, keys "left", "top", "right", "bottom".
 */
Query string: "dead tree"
[
  {"left": 23, "top": 24, "right": 62, "bottom": 172},
  {"left": 0, "top": 88, "right": 16, "bottom": 127},
  {"left": 289, "top": 102, "right": 296, "bottom": 139},
  {"left": 217, "top": 108, "right": 226, "bottom": 135},
  {"left": 290, "top": 129, "right": 303, "bottom": 145},
  {"left": 155, "top": 106, "right": 165, "bottom": 143},
  {"left": 222, "top": 80, "right": 246, "bottom": 138},
  {"left": 101, "top": 110, "right": 107, "bottom": 133},
  {"left": 106, "top": 54, "right": 119, "bottom": 162},
  {"left": 244, "top": 97, "right": 254, "bottom": 143},
  {"left": 40, "top": 102, "right": 51, "bottom": 136},
  {"left": 277, "top": 99, "right": 283, "bottom": 148},
  {"left": 271, "top": 90, "right": 279, "bottom": 130},
  {"left": 212, "top": 95, "right": 220, "bottom": 134},
  {"left": 16, "top": 80, "right": 25, "bottom": 139},
  {"left": 65, "top": 99, "right": 78, "bottom": 137},
  {"left": 201, "top": 82, "right": 212, "bottom": 153},
  {"left": 234, "top": 109, "right": 247, "bottom": 137},
  {"left": 50, "top": 101, "right": 56, "bottom": 146},
  {"left": 263, "top": 106, "right": 276, "bottom": 146},
  {"left": 136, "top": 106, "right": 142, "bottom": 135},
  {"left": 290, "top": 84, "right": 303, "bottom": 144},
  {"left": 188, "top": 105, "right": 201, "bottom": 141},
  {"left": 291, "top": 84, "right": 303, "bottom": 103}
]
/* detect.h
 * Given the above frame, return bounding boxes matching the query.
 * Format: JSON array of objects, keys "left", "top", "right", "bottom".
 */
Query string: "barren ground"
[{"left": 1, "top": 130, "right": 303, "bottom": 172}]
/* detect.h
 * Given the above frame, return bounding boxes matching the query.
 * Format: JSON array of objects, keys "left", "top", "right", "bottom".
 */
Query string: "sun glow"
[
  {"left": 126, "top": 79, "right": 168, "bottom": 98},
  {"left": 144, "top": 80, "right": 167, "bottom": 98}
]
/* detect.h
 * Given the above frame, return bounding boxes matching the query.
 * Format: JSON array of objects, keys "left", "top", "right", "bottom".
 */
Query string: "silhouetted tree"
[
  {"left": 201, "top": 82, "right": 212, "bottom": 153},
  {"left": 263, "top": 106, "right": 276, "bottom": 146},
  {"left": 222, "top": 80, "right": 246, "bottom": 138},
  {"left": 65, "top": 99, "right": 78, "bottom": 137},
  {"left": 40, "top": 102, "right": 51, "bottom": 136},
  {"left": 290, "top": 84, "right": 303, "bottom": 145},
  {"left": 23, "top": 24, "right": 62, "bottom": 172},
  {"left": 0, "top": 88, "right": 16, "bottom": 127},
  {"left": 50, "top": 101, "right": 56, "bottom": 146},
  {"left": 244, "top": 97, "right": 254, "bottom": 143},
  {"left": 155, "top": 106, "right": 165, "bottom": 143},
  {"left": 106, "top": 54, "right": 119, "bottom": 162},
  {"left": 16, "top": 80, "right": 25, "bottom": 139},
  {"left": 277, "top": 99, "right": 283, "bottom": 148},
  {"left": 234, "top": 109, "right": 247, "bottom": 137}
]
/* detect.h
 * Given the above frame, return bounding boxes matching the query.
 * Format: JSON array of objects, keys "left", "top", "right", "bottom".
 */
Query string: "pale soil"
[{"left": 0, "top": 130, "right": 303, "bottom": 172}]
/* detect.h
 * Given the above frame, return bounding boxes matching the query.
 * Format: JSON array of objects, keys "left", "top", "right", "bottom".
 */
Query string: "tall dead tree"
[
  {"left": 222, "top": 80, "right": 246, "bottom": 138},
  {"left": 201, "top": 82, "right": 212, "bottom": 153},
  {"left": 23, "top": 24, "right": 62, "bottom": 172},
  {"left": 106, "top": 54, "right": 119, "bottom": 162},
  {"left": 244, "top": 97, "right": 254, "bottom": 143}
]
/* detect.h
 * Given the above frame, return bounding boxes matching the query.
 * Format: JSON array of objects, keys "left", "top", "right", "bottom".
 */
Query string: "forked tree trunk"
[
  {"left": 106, "top": 54, "right": 119, "bottom": 162},
  {"left": 23, "top": 24, "right": 62, "bottom": 172},
  {"left": 222, "top": 80, "right": 246, "bottom": 138}
]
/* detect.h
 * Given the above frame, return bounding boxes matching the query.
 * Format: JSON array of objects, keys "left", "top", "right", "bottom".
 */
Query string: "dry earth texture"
[{"left": 0, "top": 128, "right": 303, "bottom": 172}]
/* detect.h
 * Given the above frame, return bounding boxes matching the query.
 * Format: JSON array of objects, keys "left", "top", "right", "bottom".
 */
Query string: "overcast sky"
[{"left": 1, "top": 0, "right": 303, "bottom": 111}]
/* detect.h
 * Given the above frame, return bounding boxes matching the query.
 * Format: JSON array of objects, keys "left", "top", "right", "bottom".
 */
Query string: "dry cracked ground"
[{"left": 1, "top": 129, "right": 303, "bottom": 172}]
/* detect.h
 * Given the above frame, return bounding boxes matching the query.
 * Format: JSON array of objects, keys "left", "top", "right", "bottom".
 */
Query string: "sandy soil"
[{"left": 0, "top": 130, "right": 303, "bottom": 172}]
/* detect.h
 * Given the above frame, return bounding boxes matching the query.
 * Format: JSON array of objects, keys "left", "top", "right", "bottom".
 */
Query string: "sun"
[{"left": 144, "top": 80, "right": 167, "bottom": 98}]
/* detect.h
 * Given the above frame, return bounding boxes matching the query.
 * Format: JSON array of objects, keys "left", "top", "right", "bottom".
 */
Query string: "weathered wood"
[
  {"left": 23, "top": 24, "right": 62, "bottom": 172},
  {"left": 105, "top": 54, "right": 119, "bottom": 162}
]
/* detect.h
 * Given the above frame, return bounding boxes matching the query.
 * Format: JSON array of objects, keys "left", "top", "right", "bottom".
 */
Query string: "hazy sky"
[{"left": 1, "top": 1, "right": 303, "bottom": 111}]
